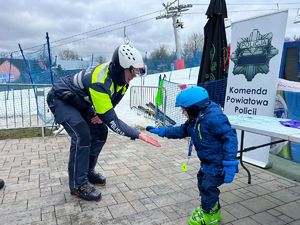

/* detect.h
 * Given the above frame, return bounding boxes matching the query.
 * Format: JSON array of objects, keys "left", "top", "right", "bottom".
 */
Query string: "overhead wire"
[
  {"left": 191, "top": 2, "right": 300, "bottom": 6},
  {"left": 184, "top": 7, "right": 300, "bottom": 15},
  {"left": 51, "top": 17, "right": 157, "bottom": 49},
  {"left": 51, "top": 10, "right": 161, "bottom": 44},
  {"left": 11, "top": 10, "right": 162, "bottom": 54},
  {"left": 11, "top": 2, "right": 300, "bottom": 54}
]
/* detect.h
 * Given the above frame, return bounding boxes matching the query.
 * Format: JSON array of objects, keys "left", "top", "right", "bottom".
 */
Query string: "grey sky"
[{"left": 1, "top": 0, "right": 299, "bottom": 59}]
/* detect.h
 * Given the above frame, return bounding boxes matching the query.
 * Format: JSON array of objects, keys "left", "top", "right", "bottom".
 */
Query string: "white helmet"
[{"left": 112, "top": 44, "right": 146, "bottom": 75}]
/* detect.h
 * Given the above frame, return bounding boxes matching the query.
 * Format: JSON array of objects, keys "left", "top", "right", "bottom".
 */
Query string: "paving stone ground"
[{"left": 0, "top": 132, "right": 300, "bottom": 225}]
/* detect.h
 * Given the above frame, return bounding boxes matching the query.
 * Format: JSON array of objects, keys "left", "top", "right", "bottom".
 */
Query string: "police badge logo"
[{"left": 231, "top": 29, "right": 278, "bottom": 81}]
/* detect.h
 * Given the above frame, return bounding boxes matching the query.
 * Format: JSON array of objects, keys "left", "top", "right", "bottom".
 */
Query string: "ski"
[
  {"left": 135, "top": 104, "right": 175, "bottom": 127},
  {"left": 136, "top": 105, "right": 167, "bottom": 127},
  {"left": 146, "top": 102, "right": 176, "bottom": 126},
  {"left": 137, "top": 105, "right": 155, "bottom": 118}
]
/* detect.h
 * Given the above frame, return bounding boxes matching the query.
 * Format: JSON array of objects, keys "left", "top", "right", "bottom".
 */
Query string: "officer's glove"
[
  {"left": 222, "top": 160, "right": 239, "bottom": 183},
  {"left": 146, "top": 126, "right": 166, "bottom": 137}
]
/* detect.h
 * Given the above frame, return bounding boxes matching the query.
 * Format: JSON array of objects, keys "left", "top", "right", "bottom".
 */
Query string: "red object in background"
[
  {"left": 0, "top": 60, "right": 21, "bottom": 81},
  {"left": 175, "top": 59, "right": 185, "bottom": 70},
  {"left": 178, "top": 84, "right": 188, "bottom": 90}
]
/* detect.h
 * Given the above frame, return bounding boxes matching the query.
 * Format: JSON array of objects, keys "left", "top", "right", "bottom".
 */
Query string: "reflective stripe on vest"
[
  {"left": 89, "top": 62, "right": 128, "bottom": 114},
  {"left": 92, "top": 63, "right": 109, "bottom": 84},
  {"left": 73, "top": 70, "right": 84, "bottom": 89},
  {"left": 121, "top": 86, "right": 127, "bottom": 94}
]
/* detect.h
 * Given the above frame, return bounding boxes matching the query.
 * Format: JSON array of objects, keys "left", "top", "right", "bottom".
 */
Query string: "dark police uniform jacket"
[{"left": 50, "top": 62, "right": 139, "bottom": 139}]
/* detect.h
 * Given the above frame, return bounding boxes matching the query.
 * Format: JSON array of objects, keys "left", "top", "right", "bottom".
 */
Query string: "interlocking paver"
[
  {"left": 129, "top": 199, "right": 148, "bottom": 212},
  {"left": 123, "top": 189, "right": 147, "bottom": 201},
  {"left": 250, "top": 211, "right": 286, "bottom": 225},
  {"left": 278, "top": 214, "right": 294, "bottom": 224},
  {"left": 1, "top": 208, "right": 41, "bottom": 224},
  {"left": 289, "top": 219, "right": 300, "bottom": 225},
  {"left": 231, "top": 217, "right": 260, "bottom": 225},
  {"left": 55, "top": 202, "right": 82, "bottom": 217},
  {"left": 220, "top": 191, "right": 244, "bottom": 204},
  {"left": 223, "top": 202, "right": 254, "bottom": 219},
  {"left": 71, "top": 207, "right": 112, "bottom": 224},
  {"left": 276, "top": 202, "right": 300, "bottom": 220},
  {"left": 112, "top": 192, "right": 128, "bottom": 204},
  {"left": 240, "top": 196, "right": 277, "bottom": 213},
  {"left": 0, "top": 133, "right": 300, "bottom": 224},
  {"left": 127, "top": 208, "right": 169, "bottom": 225},
  {"left": 108, "top": 202, "right": 137, "bottom": 218}
]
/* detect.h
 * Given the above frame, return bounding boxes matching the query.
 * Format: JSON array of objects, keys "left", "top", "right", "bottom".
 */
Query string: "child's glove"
[
  {"left": 222, "top": 160, "right": 239, "bottom": 183},
  {"left": 146, "top": 126, "right": 166, "bottom": 137}
]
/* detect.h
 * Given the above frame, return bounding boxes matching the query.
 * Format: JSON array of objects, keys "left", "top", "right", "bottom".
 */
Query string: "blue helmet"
[{"left": 175, "top": 86, "right": 209, "bottom": 108}]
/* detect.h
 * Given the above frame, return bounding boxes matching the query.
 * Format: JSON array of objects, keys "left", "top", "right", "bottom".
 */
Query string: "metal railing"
[
  {"left": 130, "top": 85, "right": 173, "bottom": 126},
  {"left": 0, "top": 83, "right": 54, "bottom": 130}
]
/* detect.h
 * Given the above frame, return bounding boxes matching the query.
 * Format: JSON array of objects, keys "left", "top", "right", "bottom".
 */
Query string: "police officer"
[{"left": 47, "top": 44, "right": 160, "bottom": 201}]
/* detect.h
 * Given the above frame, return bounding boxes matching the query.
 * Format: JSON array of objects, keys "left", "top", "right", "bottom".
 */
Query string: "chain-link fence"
[{"left": 0, "top": 83, "right": 53, "bottom": 129}]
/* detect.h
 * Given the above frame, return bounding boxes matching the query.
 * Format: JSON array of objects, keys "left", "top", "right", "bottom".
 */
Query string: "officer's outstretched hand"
[
  {"left": 139, "top": 132, "right": 161, "bottom": 147},
  {"left": 146, "top": 126, "right": 166, "bottom": 137}
]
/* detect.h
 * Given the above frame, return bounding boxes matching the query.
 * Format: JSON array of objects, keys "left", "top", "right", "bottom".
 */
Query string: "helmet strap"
[
  {"left": 129, "top": 65, "right": 134, "bottom": 74},
  {"left": 109, "top": 62, "right": 127, "bottom": 86}
]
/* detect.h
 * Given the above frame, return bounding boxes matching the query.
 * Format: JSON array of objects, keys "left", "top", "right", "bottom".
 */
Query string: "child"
[{"left": 146, "top": 86, "right": 238, "bottom": 225}]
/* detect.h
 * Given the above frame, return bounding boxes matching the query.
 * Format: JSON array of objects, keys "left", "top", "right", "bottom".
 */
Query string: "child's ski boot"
[{"left": 188, "top": 203, "right": 221, "bottom": 225}]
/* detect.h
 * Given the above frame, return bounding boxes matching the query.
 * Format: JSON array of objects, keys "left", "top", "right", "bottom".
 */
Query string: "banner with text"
[{"left": 224, "top": 10, "right": 288, "bottom": 167}]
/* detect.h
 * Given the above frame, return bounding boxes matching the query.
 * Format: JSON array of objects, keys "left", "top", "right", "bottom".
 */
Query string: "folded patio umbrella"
[{"left": 197, "top": 0, "right": 229, "bottom": 84}]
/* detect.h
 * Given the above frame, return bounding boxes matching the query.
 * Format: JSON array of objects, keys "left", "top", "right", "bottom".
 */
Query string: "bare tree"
[
  {"left": 285, "top": 36, "right": 300, "bottom": 42},
  {"left": 182, "top": 33, "right": 204, "bottom": 57},
  {"left": 293, "top": 35, "right": 300, "bottom": 41},
  {"left": 149, "top": 45, "right": 172, "bottom": 60},
  {"left": 0, "top": 52, "right": 11, "bottom": 58},
  {"left": 95, "top": 56, "right": 107, "bottom": 64},
  {"left": 58, "top": 49, "right": 80, "bottom": 60}
]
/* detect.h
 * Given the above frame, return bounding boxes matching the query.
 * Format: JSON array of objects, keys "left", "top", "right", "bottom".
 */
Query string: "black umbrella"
[{"left": 197, "top": 0, "right": 229, "bottom": 84}]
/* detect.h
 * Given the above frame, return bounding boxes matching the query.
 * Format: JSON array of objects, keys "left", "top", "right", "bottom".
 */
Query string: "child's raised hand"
[
  {"left": 146, "top": 126, "right": 166, "bottom": 137},
  {"left": 146, "top": 126, "right": 156, "bottom": 131}
]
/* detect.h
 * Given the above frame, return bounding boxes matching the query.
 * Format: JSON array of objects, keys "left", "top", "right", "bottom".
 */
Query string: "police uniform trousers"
[{"left": 47, "top": 90, "right": 108, "bottom": 190}]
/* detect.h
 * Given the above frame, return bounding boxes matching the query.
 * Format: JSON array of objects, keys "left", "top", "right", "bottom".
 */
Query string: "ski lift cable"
[
  {"left": 10, "top": 10, "right": 162, "bottom": 54},
  {"left": 191, "top": 2, "right": 300, "bottom": 6},
  {"left": 51, "top": 17, "right": 156, "bottom": 49}
]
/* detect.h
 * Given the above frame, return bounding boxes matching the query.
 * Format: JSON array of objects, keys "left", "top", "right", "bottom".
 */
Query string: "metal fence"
[
  {"left": 0, "top": 83, "right": 53, "bottom": 130},
  {"left": 129, "top": 78, "right": 229, "bottom": 128},
  {"left": 130, "top": 86, "right": 176, "bottom": 126}
]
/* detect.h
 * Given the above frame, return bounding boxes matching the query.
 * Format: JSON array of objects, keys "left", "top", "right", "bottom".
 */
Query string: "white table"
[
  {"left": 290, "top": 133, "right": 300, "bottom": 143},
  {"left": 227, "top": 115, "right": 300, "bottom": 184}
]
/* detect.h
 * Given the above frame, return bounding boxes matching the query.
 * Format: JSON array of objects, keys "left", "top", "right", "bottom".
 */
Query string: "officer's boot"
[
  {"left": 88, "top": 170, "right": 106, "bottom": 186},
  {"left": 70, "top": 182, "right": 102, "bottom": 201}
]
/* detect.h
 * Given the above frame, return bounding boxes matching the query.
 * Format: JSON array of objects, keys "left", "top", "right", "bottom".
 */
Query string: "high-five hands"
[
  {"left": 146, "top": 126, "right": 166, "bottom": 137},
  {"left": 139, "top": 132, "right": 161, "bottom": 147}
]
